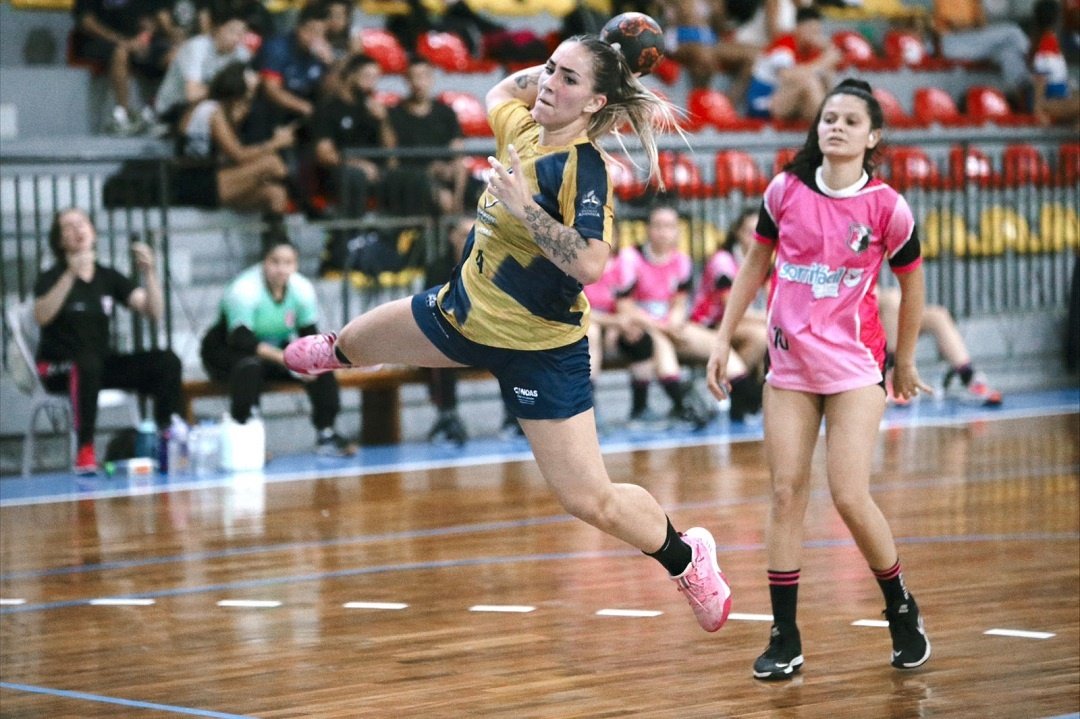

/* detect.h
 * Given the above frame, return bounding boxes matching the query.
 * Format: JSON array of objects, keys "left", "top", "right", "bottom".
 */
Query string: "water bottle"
[
  {"left": 134, "top": 419, "right": 158, "bottom": 461},
  {"left": 191, "top": 420, "right": 220, "bottom": 477},
  {"left": 166, "top": 414, "right": 190, "bottom": 476}
]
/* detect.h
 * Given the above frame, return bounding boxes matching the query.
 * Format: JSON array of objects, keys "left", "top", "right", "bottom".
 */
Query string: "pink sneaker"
[
  {"left": 672, "top": 527, "right": 732, "bottom": 632},
  {"left": 284, "top": 333, "right": 348, "bottom": 376},
  {"left": 964, "top": 374, "right": 1003, "bottom": 406}
]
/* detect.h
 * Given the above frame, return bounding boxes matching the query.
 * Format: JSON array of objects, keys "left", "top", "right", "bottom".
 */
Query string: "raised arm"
[{"left": 486, "top": 65, "right": 543, "bottom": 113}]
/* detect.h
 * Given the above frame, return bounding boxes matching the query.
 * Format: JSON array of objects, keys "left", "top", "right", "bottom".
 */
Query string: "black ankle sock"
[
  {"left": 334, "top": 345, "right": 353, "bottom": 365},
  {"left": 631, "top": 380, "right": 650, "bottom": 415},
  {"left": 660, "top": 377, "right": 686, "bottom": 410},
  {"left": 645, "top": 518, "right": 693, "bottom": 576},
  {"left": 767, "top": 569, "right": 800, "bottom": 627},
  {"left": 955, "top": 363, "right": 974, "bottom": 385},
  {"left": 873, "top": 560, "right": 909, "bottom": 606}
]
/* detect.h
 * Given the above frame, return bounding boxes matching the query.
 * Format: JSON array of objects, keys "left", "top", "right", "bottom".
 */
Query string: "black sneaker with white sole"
[
  {"left": 316, "top": 429, "right": 357, "bottom": 457},
  {"left": 885, "top": 595, "right": 931, "bottom": 669},
  {"left": 753, "top": 623, "right": 804, "bottom": 680}
]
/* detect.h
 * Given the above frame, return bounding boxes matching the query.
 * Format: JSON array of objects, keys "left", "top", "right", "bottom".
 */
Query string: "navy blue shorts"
[{"left": 411, "top": 288, "right": 593, "bottom": 420}]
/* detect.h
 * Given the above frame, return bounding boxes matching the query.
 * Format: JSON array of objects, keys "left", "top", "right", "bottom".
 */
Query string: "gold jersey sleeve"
[{"left": 435, "top": 100, "right": 614, "bottom": 350}]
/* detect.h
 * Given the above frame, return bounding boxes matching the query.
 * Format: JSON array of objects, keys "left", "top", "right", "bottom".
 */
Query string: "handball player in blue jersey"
[{"left": 285, "top": 35, "right": 732, "bottom": 631}]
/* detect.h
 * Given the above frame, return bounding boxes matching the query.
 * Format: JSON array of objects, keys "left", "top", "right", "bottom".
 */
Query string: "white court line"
[
  {"left": 985, "top": 628, "right": 1056, "bottom": 639},
  {"left": 88, "top": 598, "right": 155, "bottom": 606},
  {"left": 0, "top": 599, "right": 26, "bottom": 605},
  {"left": 730, "top": 612, "right": 774, "bottom": 622},
  {"left": 852, "top": 619, "right": 890, "bottom": 628},
  {"left": 216, "top": 599, "right": 282, "bottom": 608},
  {"left": 469, "top": 605, "right": 535, "bottom": 613},
  {"left": 596, "top": 609, "right": 663, "bottom": 618},
  {"left": 343, "top": 601, "right": 409, "bottom": 610}
]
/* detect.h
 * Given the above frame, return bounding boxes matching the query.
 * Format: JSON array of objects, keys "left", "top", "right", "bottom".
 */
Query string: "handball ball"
[{"left": 600, "top": 12, "right": 664, "bottom": 76}]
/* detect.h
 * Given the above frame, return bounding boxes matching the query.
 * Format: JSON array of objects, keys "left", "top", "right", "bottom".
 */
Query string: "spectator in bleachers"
[
  {"left": 175, "top": 61, "right": 295, "bottom": 214},
  {"left": 388, "top": 56, "right": 473, "bottom": 216},
  {"left": 321, "top": 0, "right": 365, "bottom": 95},
  {"left": 677, "top": 208, "right": 767, "bottom": 421},
  {"left": 877, "top": 287, "right": 1003, "bottom": 406},
  {"left": 1031, "top": 0, "right": 1079, "bottom": 126},
  {"left": 154, "top": 4, "right": 252, "bottom": 130},
  {"left": 582, "top": 242, "right": 659, "bottom": 427},
  {"left": 745, "top": 5, "right": 841, "bottom": 123},
  {"left": 733, "top": 0, "right": 809, "bottom": 47},
  {"left": 311, "top": 53, "right": 396, "bottom": 217},
  {"left": 247, "top": 2, "right": 334, "bottom": 143},
  {"left": 201, "top": 235, "right": 356, "bottom": 457},
  {"left": 71, "top": 0, "right": 179, "bottom": 135},
  {"left": 34, "top": 208, "right": 183, "bottom": 475},
  {"left": 931, "top": 0, "right": 1032, "bottom": 107},
  {"left": 615, "top": 202, "right": 717, "bottom": 429},
  {"left": 662, "top": 0, "right": 761, "bottom": 102}
]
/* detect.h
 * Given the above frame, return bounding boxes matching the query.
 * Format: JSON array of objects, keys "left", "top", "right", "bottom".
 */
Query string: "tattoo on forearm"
[{"left": 524, "top": 205, "right": 587, "bottom": 266}]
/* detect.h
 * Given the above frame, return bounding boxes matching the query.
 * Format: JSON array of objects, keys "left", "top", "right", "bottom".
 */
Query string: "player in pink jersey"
[
  {"left": 616, "top": 202, "right": 716, "bottom": 429},
  {"left": 677, "top": 208, "right": 768, "bottom": 421},
  {"left": 707, "top": 78, "right": 933, "bottom": 679}
]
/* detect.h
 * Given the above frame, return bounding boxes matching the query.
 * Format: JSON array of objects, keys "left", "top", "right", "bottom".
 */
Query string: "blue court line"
[
  {"left": 3, "top": 531, "right": 1075, "bottom": 615},
  {"left": 2, "top": 387, "right": 1076, "bottom": 508},
  {"left": 2, "top": 457, "right": 1074, "bottom": 584},
  {"left": 0, "top": 682, "right": 256, "bottom": 718}
]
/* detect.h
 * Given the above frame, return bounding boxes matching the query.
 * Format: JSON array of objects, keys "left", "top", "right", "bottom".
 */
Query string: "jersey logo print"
[{"left": 847, "top": 222, "right": 873, "bottom": 253}]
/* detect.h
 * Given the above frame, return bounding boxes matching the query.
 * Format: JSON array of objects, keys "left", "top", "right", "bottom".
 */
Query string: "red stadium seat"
[
  {"left": 949, "top": 145, "right": 997, "bottom": 187},
  {"left": 913, "top": 87, "right": 970, "bottom": 127},
  {"left": 418, "top": 31, "right": 499, "bottom": 73},
  {"left": 659, "top": 151, "right": 709, "bottom": 197},
  {"left": 1059, "top": 143, "right": 1080, "bottom": 186},
  {"left": 832, "top": 30, "right": 892, "bottom": 70},
  {"left": 438, "top": 91, "right": 492, "bottom": 137},
  {"left": 882, "top": 29, "right": 925, "bottom": 67},
  {"left": 1002, "top": 144, "right": 1052, "bottom": 186},
  {"left": 965, "top": 85, "right": 1036, "bottom": 126},
  {"left": 884, "top": 146, "right": 943, "bottom": 190},
  {"left": 772, "top": 147, "right": 798, "bottom": 176},
  {"left": 608, "top": 154, "right": 645, "bottom": 201},
  {"left": 652, "top": 58, "right": 682, "bottom": 85},
  {"left": 358, "top": 28, "right": 408, "bottom": 74},
  {"left": 685, "top": 88, "right": 765, "bottom": 132},
  {"left": 872, "top": 87, "right": 922, "bottom": 128},
  {"left": 714, "top": 150, "right": 767, "bottom": 196}
]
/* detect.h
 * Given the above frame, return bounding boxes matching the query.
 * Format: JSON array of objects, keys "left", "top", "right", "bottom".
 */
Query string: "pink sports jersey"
[
  {"left": 759, "top": 169, "right": 920, "bottom": 394},
  {"left": 583, "top": 254, "right": 630, "bottom": 314},
  {"left": 619, "top": 245, "right": 694, "bottom": 322},
  {"left": 690, "top": 249, "right": 741, "bottom": 327}
]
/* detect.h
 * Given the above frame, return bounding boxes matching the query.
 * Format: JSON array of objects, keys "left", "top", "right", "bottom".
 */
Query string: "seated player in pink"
[
  {"left": 616, "top": 202, "right": 715, "bottom": 429},
  {"left": 707, "top": 78, "right": 934, "bottom": 680},
  {"left": 677, "top": 208, "right": 768, "bottom": 421}
]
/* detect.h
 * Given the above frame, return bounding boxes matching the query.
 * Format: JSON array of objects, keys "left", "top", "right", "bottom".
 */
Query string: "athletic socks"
[
  {"left": 768, "top": 569, "right": 801, "bottom": 627},
  {"left": 645, "top": 518, "right": 694, "bottom": 576},
  {"left": 660, "top": 376, "right": 686, "bottom": 411},
  {"left": 631, "top": 379, "right": 650, "bottom": 416},
  {"left": 873, "top": 559, "right": 909, "bottom": 606}
]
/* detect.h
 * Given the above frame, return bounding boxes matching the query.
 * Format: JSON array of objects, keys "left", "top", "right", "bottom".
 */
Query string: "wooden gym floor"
[{"left": 1, "top": 389, "right": 1078, "bottom": 718}]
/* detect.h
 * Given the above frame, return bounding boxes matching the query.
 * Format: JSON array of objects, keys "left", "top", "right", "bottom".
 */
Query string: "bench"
[{"left": 181, "top": 365, "right": 493, "bottom": 446}]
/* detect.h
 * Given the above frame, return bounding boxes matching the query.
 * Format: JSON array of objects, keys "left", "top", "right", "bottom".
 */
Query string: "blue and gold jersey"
[{"left": 436, "top": 99, "right": 614, "bottom": 350}]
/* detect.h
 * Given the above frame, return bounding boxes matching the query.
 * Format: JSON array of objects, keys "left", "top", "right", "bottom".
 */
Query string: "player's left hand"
[{"left": 486, "top": 144, "right": 532, "bottom": 220}]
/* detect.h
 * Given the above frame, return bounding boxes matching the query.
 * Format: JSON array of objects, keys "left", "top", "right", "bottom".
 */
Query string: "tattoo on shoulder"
[{"left": 523, "top": 205, "right": 587, "bottom": 266}]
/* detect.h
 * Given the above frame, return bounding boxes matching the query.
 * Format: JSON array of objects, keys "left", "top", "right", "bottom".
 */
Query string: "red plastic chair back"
[
  {"left": 1060, "top": 143, "right": 1080, "bottom": 185},
  {"left": 885, "top": 146, "right": 942, "bottom": 190},
  {"left": 418, "top": 31, "right": 475, "bottom": 73},
  {"left": 715, "top": 150, "right": 766, "bottom": 196},
  {"left": 966, "top": 85, "right": 1012, "bottom": 122},
  {"left": 913, "top": 87, "right": 964, "bottom": 125},
  {"left": 1002, "top": 144, "right": 1052, "bottom": 186},
  {"left": 658, "top": 152, "right": 707, "bottom": 197},
  {"left": 949, "top": 145, "right": 996, "bottom": 187},
  {"left": 772, "top": 148, "right": 798, "bottom": 175},
  {"left": 872, "top": 87, "right": 919, "bottom": 128},
  {"left": 833, "top": 30, "right": 876, "bottom": 66},
  {"left": 358, "top": 28, "right": 408, "bottom": 74},
  {"left": 438, "top": 91, "right": 491, "bottom": 137},
  {"left": 883, "top": 29, "right": 925, "bottom": 67}
]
